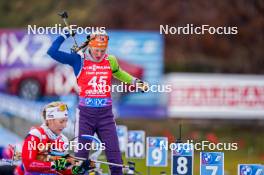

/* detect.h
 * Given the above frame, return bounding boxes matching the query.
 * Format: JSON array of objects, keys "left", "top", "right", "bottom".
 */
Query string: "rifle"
[{"left": 0, "top": 135, "right": 141, "bottom": 174}]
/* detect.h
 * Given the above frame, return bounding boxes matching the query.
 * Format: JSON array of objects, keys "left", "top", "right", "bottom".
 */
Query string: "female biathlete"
[
  {"left": 47, "top": 31, "right": 148, "bottom": 175},
  {"left": 21, "top": 101, "right": 86, "bottom": 175}
]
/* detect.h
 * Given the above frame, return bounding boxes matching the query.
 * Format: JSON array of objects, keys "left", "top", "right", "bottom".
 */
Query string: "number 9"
[{"left": 152, "top": 148, "right": 162, "bottom": 165}]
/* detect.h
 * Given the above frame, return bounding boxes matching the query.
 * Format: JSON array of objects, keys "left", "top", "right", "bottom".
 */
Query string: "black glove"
[
  {"left": 135, "top": 79, "right": 149, "bottom": 92},
  {"left": 81, "top": 159, "right": 95, "bottom": 171},
  {"left": 71, "top": 159, "right": 95, "bottom": 175}
]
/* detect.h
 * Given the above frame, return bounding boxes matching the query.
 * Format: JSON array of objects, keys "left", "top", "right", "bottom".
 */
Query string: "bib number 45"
[{"left": 88, "top": 76, "right": 108, "bottom": 89}]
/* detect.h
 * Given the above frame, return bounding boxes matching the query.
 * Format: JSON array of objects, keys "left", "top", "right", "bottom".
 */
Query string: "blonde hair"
[{"left": 42, "top": 101, "right": 66, "bottom": 121}]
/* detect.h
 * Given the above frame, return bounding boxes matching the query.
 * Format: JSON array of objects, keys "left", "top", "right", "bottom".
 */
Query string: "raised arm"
[{"left": 47, "top": 35, "right": 82, "bottom": 76}]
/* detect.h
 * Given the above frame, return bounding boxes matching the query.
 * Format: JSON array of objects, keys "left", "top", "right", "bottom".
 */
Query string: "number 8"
[{"left": 177, "top": 157, "right": 188, "bottom": 174}]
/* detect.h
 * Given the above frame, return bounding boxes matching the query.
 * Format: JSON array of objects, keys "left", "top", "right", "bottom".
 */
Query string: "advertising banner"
[{"left": 166, "top": 73, "right": 264, "bottom": 119}]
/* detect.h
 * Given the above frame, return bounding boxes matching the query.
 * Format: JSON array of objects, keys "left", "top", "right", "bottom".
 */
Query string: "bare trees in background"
[{"left": 1, "top": 0, "right": 263, "bottom": 73}]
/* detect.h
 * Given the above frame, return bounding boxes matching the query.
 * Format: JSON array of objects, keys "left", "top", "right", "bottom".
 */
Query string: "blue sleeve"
[{"left": 47, "top": 36, "right": 82, "bottom": 76}]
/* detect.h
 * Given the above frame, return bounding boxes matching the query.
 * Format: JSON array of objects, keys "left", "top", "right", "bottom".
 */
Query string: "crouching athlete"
[{"left": 21, "top": 102, "right": 87, "bottom": 175}]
